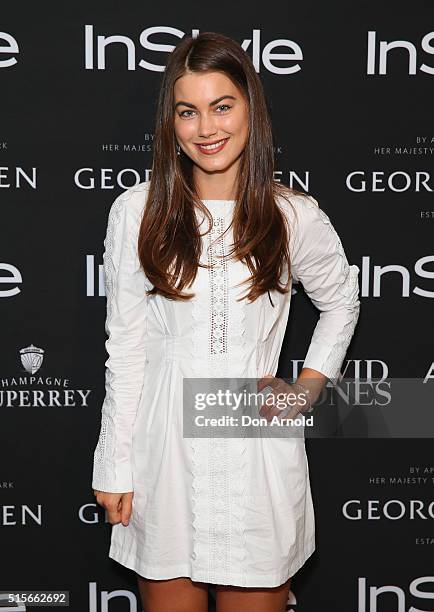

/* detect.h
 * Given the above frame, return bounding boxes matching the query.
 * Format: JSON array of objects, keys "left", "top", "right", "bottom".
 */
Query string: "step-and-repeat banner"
[{"left": 2, "top": 2, "right": 433, "bottom": 611}]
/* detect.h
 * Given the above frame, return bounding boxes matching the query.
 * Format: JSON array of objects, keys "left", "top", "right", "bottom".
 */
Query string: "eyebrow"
[{"left": 174, "top": 95, "right": 236, "bottom": 110}]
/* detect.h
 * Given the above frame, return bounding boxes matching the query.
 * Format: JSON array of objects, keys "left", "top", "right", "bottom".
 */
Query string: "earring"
[{"left": 176, "top": 144, "right": 180, "bottom": 156}]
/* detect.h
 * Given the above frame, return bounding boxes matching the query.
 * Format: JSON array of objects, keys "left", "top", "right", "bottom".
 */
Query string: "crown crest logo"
[{"left": 19, "top": 344, "right": 45, "bottom": 374}]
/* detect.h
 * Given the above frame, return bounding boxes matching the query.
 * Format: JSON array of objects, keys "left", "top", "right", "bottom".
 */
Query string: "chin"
[
  {"left": 201, "top": 162, "right": 233, "bottom": 174},
  {"left": 197, "top": 153, "right": 236, "bottom": 168}
]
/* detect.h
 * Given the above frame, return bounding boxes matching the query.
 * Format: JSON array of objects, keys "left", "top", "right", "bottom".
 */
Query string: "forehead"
[{"left": 173, "top": 71, "right": 239, "bottom": 102}]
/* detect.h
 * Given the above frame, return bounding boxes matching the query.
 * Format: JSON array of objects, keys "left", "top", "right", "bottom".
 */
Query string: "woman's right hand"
[{"left": 93, "top": 490, "right": 134, "bottom": 527}]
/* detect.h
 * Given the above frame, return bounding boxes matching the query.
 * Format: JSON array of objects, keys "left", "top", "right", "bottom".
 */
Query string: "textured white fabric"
[{"left": 91, "top": 180, "right": 360, "bottom": 587}]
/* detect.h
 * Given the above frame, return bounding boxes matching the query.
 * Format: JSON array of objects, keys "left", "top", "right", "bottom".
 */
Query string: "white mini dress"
[{"left": 91, "top": 180, "right": 360, "bottom": 587}]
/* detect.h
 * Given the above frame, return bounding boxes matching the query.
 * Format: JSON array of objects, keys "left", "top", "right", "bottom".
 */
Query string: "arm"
[
  {"left": 92, "top": 187, "right": 150, "bottom": 493},
  {"left": 289, "top": 194, "right": 361, "bottom": 402}
]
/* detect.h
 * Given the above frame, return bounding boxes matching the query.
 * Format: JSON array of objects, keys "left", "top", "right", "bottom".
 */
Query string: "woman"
[{"left": 92, "top": 31, "right": 360, "bottom": 612}]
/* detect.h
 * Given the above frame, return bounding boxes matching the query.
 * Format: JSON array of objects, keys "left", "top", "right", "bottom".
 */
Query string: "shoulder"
[
  {"left": 275, "top": 187, "right": 341, "bottom": 263},
  {"left": 109, "top": 180, "right": 151, "bottom": 226},
  {"left": 276, "top": 186, "right": 331, "bottom": 235}
]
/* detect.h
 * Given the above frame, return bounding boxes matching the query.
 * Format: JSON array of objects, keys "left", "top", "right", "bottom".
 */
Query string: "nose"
[{"left": 198, "top": 112, "right": 218, "bottom": 139}]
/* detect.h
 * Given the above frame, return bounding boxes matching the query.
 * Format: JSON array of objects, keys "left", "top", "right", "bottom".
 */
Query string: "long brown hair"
[{"left": 138, "top": 31, "right": 300, "bottom": 304}]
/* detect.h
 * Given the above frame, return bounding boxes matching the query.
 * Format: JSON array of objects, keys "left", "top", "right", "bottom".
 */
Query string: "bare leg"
[
  {"left": 215, "top": 577, "right": 292, "bottom": 612},
  {"left": 137, "top": 575, "right": 209, "bottom": 612}
]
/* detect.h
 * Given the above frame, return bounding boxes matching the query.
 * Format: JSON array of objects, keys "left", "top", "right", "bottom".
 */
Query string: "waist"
[{"left": 144, "top": 333, "right": 275, "bottom": 369}]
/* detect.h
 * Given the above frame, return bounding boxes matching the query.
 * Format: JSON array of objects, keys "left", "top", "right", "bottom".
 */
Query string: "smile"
[{"left": 195, "top": 138, "right": 229, "bottom": 155}]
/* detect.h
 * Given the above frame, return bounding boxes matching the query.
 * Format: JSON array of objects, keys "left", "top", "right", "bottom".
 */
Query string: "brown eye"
[
  {"left": 216, "top": 104, "right": 231, "bottom": 112},
  {"left": 179, "top": 110, "right": 196, "bottom": 118}
]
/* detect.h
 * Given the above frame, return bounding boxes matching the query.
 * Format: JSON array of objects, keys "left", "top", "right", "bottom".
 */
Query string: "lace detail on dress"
[
  {"left": 206, "top": 216, "right": 231, "bottom": 582},
  {"left": 208, "top": 216, "right": 229, "bottom": 359},
  {"left": 190, "top": 209, "right": 248, "bottom": 585}
]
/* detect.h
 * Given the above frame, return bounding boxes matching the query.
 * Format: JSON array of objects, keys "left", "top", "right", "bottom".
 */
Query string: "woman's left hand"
[{"left": 256, "top": 374, "right": 309, "bottom": 422}]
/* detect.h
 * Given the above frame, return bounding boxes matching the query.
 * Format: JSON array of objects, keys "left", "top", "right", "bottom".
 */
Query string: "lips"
[{"left": 194, "top": 137, "right": 230, "bottom": 155}]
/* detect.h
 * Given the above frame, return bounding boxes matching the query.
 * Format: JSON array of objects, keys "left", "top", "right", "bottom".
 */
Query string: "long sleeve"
[
  {"left": 92, "top": 188, "right": 150, "bottom": 493},
  {"left": 289, "top": 194, "right": 361, "bottom": 385}
]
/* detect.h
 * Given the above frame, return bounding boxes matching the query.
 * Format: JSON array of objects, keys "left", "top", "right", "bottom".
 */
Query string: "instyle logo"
[
  {"left": 88, "top": 583, "right": 139, "bottom": 611},
  {"left": 0, "top": 344, "right": 92, "bottom": 408},
  {"left": 87, "top": 253, "right": 434, "bottom": 300},
  {"left": 86, "top": 581, "right": 298, "bottom": 611},
  {"left": 86, "top": 255, "right": 104, "bottom": 297},
  {"left": 84, "top": 25, "right": 303, "bottom": 74},
  {"left": 0, "top": 31, "right": 19, "bottom": 68},
  {"left": 367, "top": 30, "right": 434, "bottom": 75},
  {"left": 358, "top": 576, "right": 434, "bottom": 611},
  {"left": 0, "top": 263, "right": 22, "bottom": 297},
  {"left": 360, "top": 256, "right": 434, "bottom": 298}
]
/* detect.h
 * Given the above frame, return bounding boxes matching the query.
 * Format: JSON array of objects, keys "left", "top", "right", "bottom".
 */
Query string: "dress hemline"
[{"left": 108, "top": 540, "right": 316, "bottom": 588}]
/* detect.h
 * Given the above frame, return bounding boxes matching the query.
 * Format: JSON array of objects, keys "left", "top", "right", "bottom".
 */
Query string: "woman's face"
[{"left": 173, "top": 70, "right": 249, "bottom": 174}]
